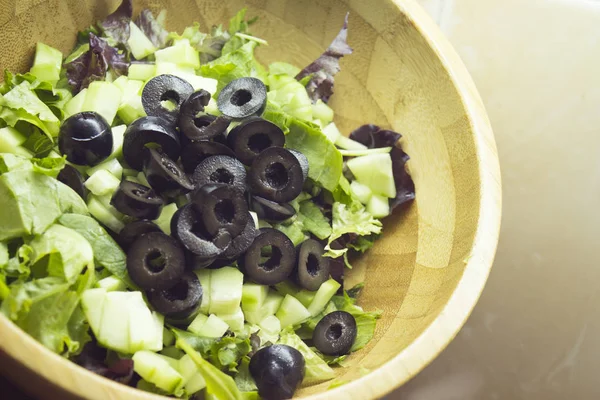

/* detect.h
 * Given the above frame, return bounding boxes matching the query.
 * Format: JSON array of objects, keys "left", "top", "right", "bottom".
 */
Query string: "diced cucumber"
[
  {"left": 94, "top": 194, "right": 125, "bottom": 220},
  {"left": 367, "top": 194, "right": 390, "bottom": 218},
  {"left": 295, "top": 290, "right": 317, "bottom": 308},
  {"left": 116, "top": 78, "right": 146, "bottom": 124},
  {"left": 195, "top": 270, "right": 211, "bottom": 314},
  {"left": 155, "top": 62, "right": 196, "bottom": 76},
  {"left": 156, "top": 353, "right": 181, "bottom": 370},
  {"left": 123, "top": 168, "right": 138, "bottom": 177},
  {"left": 86, "top": 158, "right": 123, "bottom": 180},
  {"left": 322, "top": 122, "right": 342, "bottom": 144},
  {"left": 30, "top": 43, "right": 62, "bottom": 83},
  {"left": 0, "top": 127, "right": 30, "bottom": 157},
  {"left": 137, "top": 171, "right": 150, "bottom": 187},
  {"left": 98, "top": 291, "right": 130, "bottom": 353},
  {"left": 161, "top": 345, "right": 184, "bottom": 360},
  {"left": 96, "top": 276, "right": 126, "bottom": 292},
  {"left": 217, "top": 307, "right": 245, "bottom": 332},
  {"left": 346, "top": 153, "right": 396, "bottom": 198},
  {"left": 82, "top": 81, "right": 122, "bottom": 125},
  {"left": 151, "top": 311, "right": 166, "bottom": 351},
  {"left": 81, "top": 288, "right": 106, "bottom": 335},
  {"left": 258, "top": 315, "right": 281, "bottom": 335},
  {"left": 153, "top": 203, "right": 178, "bottom": 234},
  {"left": 307, "top": 279, "right": 342, "bottom": 317},
  {"left": 274, "top": 280, "right": 301, "bottom": 297},
  {"left": 335, "top": 134, "right": 368, "bottom": 151},
  {"left": 133, "top": 350, "right": 183, "bottom": 394},
  {"left": 128, "top": 21, "right": 157, "bottom": 60},
  {"left": 209, "top": 267, "right": 243, "bottom": 315},
  {"left": 241, "top": 283, "right": 269, "bottom": 312},
  {"left": 350, "top": 180, "right": 373, "bottom": 204},
  {"left": 188, "top": 313, "right": 228, "bottom": 338},
  {"left": 163, "top": 328, "right": 175, "bottom": 347},
  {"left": 276, "top": 295, "right": 311, "bottom": 328},
  {"left": 129, "top": 292, "right": 163, "bottom": 353},
  {"left": 205, "top": 98, "right": 220, "bottom": 115},
  {"left": 243, "top": 290, "right": 284, "bottom": 324},
  {"left": 88, "top": 196, "right": 125, "bottom": 233},
  {"left": 129, "top": 63, "right": 156, "bottom": 81},
  {"left": 109, "top": 125, "right": 127, "bottom": 160},
  {"left": 179, "top": 354, "right": 207, "bottom": 395},
  {"left": 312, "top": 100, "right": 334, "bottom": 126},
  {"left": 85, "top": 169, "right": 120, "bottom": 196},
  {"left": 338, "top": 147, "right": 392, "bottom": 157},
  {"left": 64, "top": 88, "right": 88, "bottom": 119},
  {"left": 154, "top": 63, "right": 218, "bottom": 94},
  {"left": 155, "top": 41, "right": 200, "bottom": 69}
]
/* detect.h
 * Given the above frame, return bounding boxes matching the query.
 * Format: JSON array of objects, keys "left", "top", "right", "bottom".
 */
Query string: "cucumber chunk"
[
  {"left": 295, "top": 290, "right": 317, "bottom": 308},
  {"left": 274, "top": 280, "right": 301, "bottom": 297},
  {"left": 128, "top": 292, "right": 163, "bottom": 353},
  {"left": 276, "top": 294, "right": 311, "bottom": 328},
  {"left": 98, "top": 291, "right": 130, "bottom": 353},
  {"left": 258, "top": 315, "right": 281, "bottom": 335},
  {"left": 367, "top": 193, "right": 390, "bottom": 218},
  {"left": 96, "top": 276, "right": 126, "bottom": 292},
  {"left": 87, "top": 196, "right": 125, "bottom": 233},
  {"left": 82, "top": 81, "right": 122, "bottom": 125},
  {"left": 86, "top": 158, "right": 123, "bottom": 180},
  {"left": 0, "top": 127, "right": 32, "bottom": 157},
  {"left": 241, "top": 283, "right": 269, "bottom": 312},
  {"left": 116, "top": 79, "right": 145, "bottom": 125},
  {"left": 64, "top": 88, "right": 88, "bottom": 119},
  {"left": 155, "top": 41, "right": 200, "bottom": 69},
  {"left": 209, "top": 267, "right": 243, "bottom": 315},
  {"left": 243, "top": 290, "right": 284, "bottom": 324},
  {"left": 179, "top": 354, "right": 207, "bottom": 395},
  {"left": 133, "top": 350, "right": 183, "bottom": 394},
  {"left": 188, "top": 313, "right": 228, "bottom": 338},
  {"left": 81, "top": 288, "right": 106, "bottom": 335},
  {"left": 129, "top": 63, "right": 156, "bottom": 81},
  {"left": 350, "top": 180, "right": 373, "bottom": 204},
  {"left": 346, "top": 153, "right": 396, "bottom": 198},
  {"left": 153, "top": 203, "right": 178, "bottom": 234},
  {"left": 194, "top": 270, "right": 211, "bottom": 314},
  {"left": 217, "top": 307, "right": 245, "bottom": 332},
  {"left": 187, "top": 313, "right": 208, "bottom": 334},
  {"left": 128, "top": 21, "right": 157, "bottom": 60},
  {"left": 307, "top": 279, "right": 342, "bottom": 317},
  {"left": 335, "top": 134, "right": 368, "bottom": 151},
  {"left": 312, "top": 99, "right": 334, "bottom": 126},
  {"left": 109, "top": 125, "right": 127, "bottom": 160},
  {"left": 137, "top": 171, "right": 150, "bottom": 187},
  {"left": 163, "top": 328, "right": 175, "bottom": 347},
  {"left": 160, "top": 345, "right": 184, "bottom": 360},
  {"left": 85, "top": 169, "right": 120, "bottom": 196},
  {"left": 30, "top": 43, "right": 62, "bottom": 83},
  {"left": 338, "top": 147, "right": 392, "bottom": 157},
  {"left": 322, "top": 122, "right": 342, "bottom": 144}
]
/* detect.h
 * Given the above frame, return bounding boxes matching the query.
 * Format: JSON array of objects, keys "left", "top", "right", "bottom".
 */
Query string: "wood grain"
[{"left": 0, "top": 0, "right": 501, "bottom": 399}]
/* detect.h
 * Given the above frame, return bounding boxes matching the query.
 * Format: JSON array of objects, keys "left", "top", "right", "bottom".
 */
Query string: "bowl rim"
[{"left": 0, "top": 0, "right": 501, "bottom": 399}]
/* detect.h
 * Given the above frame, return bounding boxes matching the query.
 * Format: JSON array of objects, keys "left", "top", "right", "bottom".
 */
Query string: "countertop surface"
[{"left": 4, "top": 0, "right": 600, "bottom": 399}]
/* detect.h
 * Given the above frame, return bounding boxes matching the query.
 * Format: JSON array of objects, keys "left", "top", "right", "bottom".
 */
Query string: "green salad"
[{"left": 0, "top": 1, "right": 415, "bottom": 399}]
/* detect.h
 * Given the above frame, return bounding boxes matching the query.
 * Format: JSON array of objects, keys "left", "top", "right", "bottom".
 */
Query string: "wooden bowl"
[{"left": 0, "top": 0, "right": 501, "bottom": 399}]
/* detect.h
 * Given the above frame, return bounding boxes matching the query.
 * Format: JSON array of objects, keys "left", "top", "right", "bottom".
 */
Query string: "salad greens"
[{"left": 0, "top": 1, "right": 415, "bottom": 399}]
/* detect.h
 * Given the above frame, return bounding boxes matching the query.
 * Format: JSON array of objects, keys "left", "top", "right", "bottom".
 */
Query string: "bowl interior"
[{"left": 0, "top": 0, "right": 497, "bottom": 398}]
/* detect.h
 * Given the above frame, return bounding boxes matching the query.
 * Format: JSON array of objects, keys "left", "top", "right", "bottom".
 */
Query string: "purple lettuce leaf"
[
  {"left": 66, "top": 33, "right": 129, "bottom": 93},
  {"left": 295, "top": 13, "right": 353, "bottom": 103},
  {"left": 136, "top": 9, "right": 169, "bottom": 49},
  {"left": 349, "top": 124, "right": 415, "bottom": 210},
  {"left": 100, "top": 0, "right": 132, "bottom": 46},
  {"left": 73, "top": 342, "right": 135, "bottom": 385}
]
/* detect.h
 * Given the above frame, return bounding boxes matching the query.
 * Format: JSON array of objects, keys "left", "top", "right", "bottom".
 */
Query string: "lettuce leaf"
[
  {"left": 331, "top": 291, "right": 381, "bottom": 352},
  {"left": 3, "top": 244, "right": 33, "bottom": 280},
  {"left": 234, "top": 356, "right": 258, "bottom": 392},
  {"left": 278, "top": 329, "right": 335, "bottom": 385},
  {"left": 298, "top": 200, "right": 331, "bottom": 239},
  {"left": 0, "top": 276, "right": 69, "bottom": 320},
  {"left": 221, "top": 8, "right": 259, "bottom": 55},
  {"left": 136, "top": 9, "right": 169, "bottom": 49},
  {"left": 99, "top": 0, "right": 132, "bottom": 46},
  {"left": 171, "top": 23, "right": 231, "bottom": 64},
  {"left": 295, "top": 13, "right": 352, "bottom": 103},
  {"left": 324, "top": 201, "right": 382, "bottom": 258}
]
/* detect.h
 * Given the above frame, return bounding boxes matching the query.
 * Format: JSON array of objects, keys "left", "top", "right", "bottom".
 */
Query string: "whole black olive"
[
  {"left": 219, "top": 216, "right": 258, "bottom": 261},
  {"left": 191, "top": 155, "right": 247, "bottom": 192},
  {"left": 181, "top": 140, "right": 236, "bottom": 174},
  {"left": 288, "top": 149, "right": 309, "bottom": 182},
  {"left": 57, "top": 164, "right": 87, "bottom": 200},
  {"left": 142, "top": 74, "right": 194, "bottom": 125},
  {"left": 58, "top": 112, "right": 113, "bottom": 166},
  {"left": 227, "top": 117, "right": 285, "bottom": 166},
  {"left": 122, "top": 116, "right": 181, "bottom": 170},
  {"left": 217, "top": 77, "right": 267, "bottom": 119},
  {"left": 127, "top": 232, "right": 186, "bottom": 291},
  {"left": 143, "top": 148, "right": 194, "bottom": 197},
  {"left": 178, "top": 90, "right": 230, "bottom": 141},
  {"left": 295, "top": 239, "right": 330, "bottom": 291},
  {"left": 171, "top": 204, "right": 232, "bottom": 259},
  {"left": 241, "top": 228, "right": 295, "bottom": 285},
  {"left": 110, "top": 180, "right": 164, "bottom": 220},
  {"left": 147, "top": 271, "right": 203, "bottom": 322},
  {"left": 192, "top": 183, "right": 249, "bottom": 237},
  {"left": 312, "top": 311, "right": 357, "bottom": 356},
  {"left": 250, "top": 196, "right": 296, "bottom": 223},
  {"left": 248, "top": 147, "right": 304, "bottom": 203},
  {"left": 119, "top": 220, "right": 162, "bottom": 250},
  {"left": 249, "top": 344, "right": 305, "bottom": 400}
]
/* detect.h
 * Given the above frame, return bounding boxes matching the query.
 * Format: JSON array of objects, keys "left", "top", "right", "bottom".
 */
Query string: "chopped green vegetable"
[
  {"left": 278, "top": 329, "right": 335, "bottom": 385},
  {"left": 298, "top": 200, "right": 331, "bottom": 239},
  {"left": 30, "top": 43, "right": 63, "bottom": 84},
  {"left": 324, "top": 201, "right": 382, "bottom": 258}
]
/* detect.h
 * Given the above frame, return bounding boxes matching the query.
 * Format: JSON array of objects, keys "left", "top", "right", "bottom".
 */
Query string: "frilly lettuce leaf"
[
  {"left": 277, "top": 328, "right": 335, "bottom": 385},
  {"left": 324, "top": 201, "right": 382, "bottom": 258}
]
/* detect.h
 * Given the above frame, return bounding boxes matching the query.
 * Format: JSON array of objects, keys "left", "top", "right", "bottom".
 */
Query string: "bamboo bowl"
[{"left": 0, "top": 0, "right": 501, "bottom": 399}]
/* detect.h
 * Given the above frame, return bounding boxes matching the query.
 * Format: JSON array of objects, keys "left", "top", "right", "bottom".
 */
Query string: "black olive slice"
[
  {"left": 122, "top": 116, "right": 181, "bottom": 170},
  {"left": 181, "top": 140, "right": 236, "bottom": 174},
  {"left": 217, "top": 77, "right": 267, "bottom": 119},
  {"left": 248, "top": 147, "right": 304, "bottom": 202},
  {"left": 126, "top": 232, "right": 185, "bottom": 290},
  {"left": 191, "top": 155, "right": 247, "bottom": 192},
  {"left": 241, "top": 228, "right": 295, "bottom": 285},
  {"left": 143, "top": 148, "right": 194, "bottom": 197},
  {"left": 142, "top": 74, "right": 194, "bottom": 125},
  {"left": 249, "top": 196, "right": 296, "bottom": 223},
  {"left": 58, "top": 112, "right": 113, "bottom": 166},
  {"left": 227, "top": 117, "right": 285, "bottom": 166},
  {"left": 171, "top": 204, "right": 232, "bottom": 259},
  {"left": 147, "top": 271, "right": 203, "bottom": 322},
  {"left": 119, "top": 220, "right": 162, "bottom": 250},
  {"left": 249, "top": 344, "right": 305, "bottom": 400},
  {"left": 178, "top": 90, "right": 231, "bottom": 141},
  {"left": 110, "top": 180, "right": 164, "bottom": 220},
  {"left": 296, "top": 239, "right": 330, "bottom": 291},
  {"left": 185, "top": 250, "right": 217, "bottom": 270},
  {"left": 312, "top": 311, "right": 357, "bottom": 356},
  {"left": 57, "top": 164, "right": 87, "bottom": 200},
  {"left": 288, "top": 149, "right": 309, "bottom": 182},
  {"left": 192, "top": 183, "right": 249, "bottom": 237},
  {"left": 219, "top": 217, "right": 258, "bottom": 261}
]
